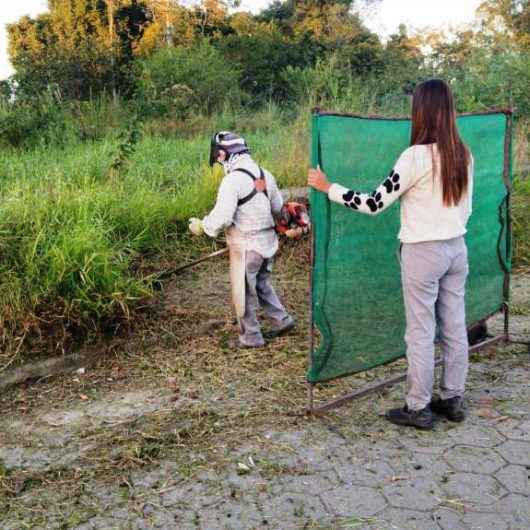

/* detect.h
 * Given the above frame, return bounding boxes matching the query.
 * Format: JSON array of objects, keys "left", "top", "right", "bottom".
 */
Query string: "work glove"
[
  {"left": 188, "top": 217, "right": 204, "bottom": 236},
  {"left": 276, "top": 202, "right": 311, "bottom": 239},
  {"left": 285, "top": 225, "right": 311, "bottom": 239}
]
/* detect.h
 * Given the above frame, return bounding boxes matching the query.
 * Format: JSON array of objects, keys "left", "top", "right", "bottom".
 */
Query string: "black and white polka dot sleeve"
[{"left": 328, "top": 147, "right": 418, "bottom": 216}]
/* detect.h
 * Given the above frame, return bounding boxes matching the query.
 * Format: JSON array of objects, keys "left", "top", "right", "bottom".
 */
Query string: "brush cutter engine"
[{"left": 276, "top": 202, "right": 311, "bottom": 239}]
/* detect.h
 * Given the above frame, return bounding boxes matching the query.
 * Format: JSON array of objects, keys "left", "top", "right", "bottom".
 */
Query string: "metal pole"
[
  {"left": 309, "top": 334, "right": 507, "bottom": 415},
  {"left": 158, "top": 247, "right": 228, "bottom": 279},
  {"left": 306, "top": 109, "right": 320, "bottom": 415},
  {"left": 307, "top": 383, "right": 314, "bottom": 415},
  {"left": 503, "top": 303, "right": 510, "bottom": 342},
  {"left": 502, "top": 112, "right": 513, "bottom": 343},
  {"left": 315, "top": 108, "right": 515, "bottom": 121},
  {"left": 306, "top": 219, "right": 315, "bottom": 415}
]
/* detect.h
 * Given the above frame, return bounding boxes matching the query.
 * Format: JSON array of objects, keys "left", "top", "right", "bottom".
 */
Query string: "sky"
[{"left": 1, "top": 0, "right": 483, "bottom": 80}]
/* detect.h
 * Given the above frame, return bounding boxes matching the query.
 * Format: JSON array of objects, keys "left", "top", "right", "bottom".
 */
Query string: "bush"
[
  {"left": 0, "top": 89, "right": 66, "bottom": 148},
  {"left": 512, "top": 174, "right": 530, "bottom": 267},
  {"left": 216, "top": 32, "right": 317, "bottom": 104},
  {"left": 0, "top": 89, "right": 132, "bottom": 149},
  {"left": 281, "top": 54, "right": 412, "bottom": 115},
  {"left": 135, "top": 42, "right": 242, "bottom": 118},
  {"left": 450, "top": 50, "right": 530, "bottom": 116}
]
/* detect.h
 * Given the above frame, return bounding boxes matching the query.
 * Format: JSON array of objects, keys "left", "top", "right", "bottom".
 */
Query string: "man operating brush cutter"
[{"left": 189, "top": 131, "right": 310, "bottom": 348}]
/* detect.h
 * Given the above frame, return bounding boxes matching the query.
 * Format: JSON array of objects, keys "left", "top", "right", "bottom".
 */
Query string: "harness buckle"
[{"left": 255, "top": 178, "right": 266, "bottom": 193}]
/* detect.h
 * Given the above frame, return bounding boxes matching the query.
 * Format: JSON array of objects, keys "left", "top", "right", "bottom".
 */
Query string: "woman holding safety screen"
[{"left": 308, "top": 79, "right": 474, "bottom": 430}]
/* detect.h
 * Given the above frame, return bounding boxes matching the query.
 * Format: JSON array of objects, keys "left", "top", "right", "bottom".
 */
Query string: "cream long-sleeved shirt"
[{"left": 327, "top": 144, "right": 474, "bottom": 243}]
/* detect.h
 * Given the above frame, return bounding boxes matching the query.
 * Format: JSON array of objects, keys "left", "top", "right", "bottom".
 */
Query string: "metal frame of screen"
[{"left": 306, "top": 108, "right": 514, "bottom": 416}]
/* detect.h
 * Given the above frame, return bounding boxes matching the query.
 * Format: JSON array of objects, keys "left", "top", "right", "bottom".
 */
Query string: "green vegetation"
[
  {"left": 0, "top": 105, "right": 308, "bottom": 357},
  {"left": 513, "top": 171, "right": 530, "bottom": 267},
  {"left": 0, "top": 0, "right": 528, "bottom": 360}
]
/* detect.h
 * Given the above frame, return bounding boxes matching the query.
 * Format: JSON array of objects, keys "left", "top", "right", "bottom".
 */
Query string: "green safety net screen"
[{"left": 308, "top": 111, "right": 511, "bottom": 384}]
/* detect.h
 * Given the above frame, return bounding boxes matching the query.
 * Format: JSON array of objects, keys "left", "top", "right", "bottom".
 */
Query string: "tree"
[
  {"left": 257, "top": 0, "right": 295, "bottom": 36},
  {"left": 134, "top": 1, "right": 195, "bottom": 55},
  {"left": 477, "top": 0, "right": 530, "bottom": 48},
  {"left": 8, "top": 0, "right": 151, "bottom": 99},
  {"left": 135, "top": 41, "right": 241, "bottom": 116},
  {"left": 216, "top": 29, "right": 316, "bottom": 103}
]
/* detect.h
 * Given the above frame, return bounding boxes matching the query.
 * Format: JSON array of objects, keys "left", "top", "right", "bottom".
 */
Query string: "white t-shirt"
[{"left": 327, "top": 144, "right": 474, "bottom": 243}]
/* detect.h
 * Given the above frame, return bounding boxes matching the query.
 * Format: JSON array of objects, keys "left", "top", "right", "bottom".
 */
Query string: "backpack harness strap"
[{"left": 235, "top": 167, "right": 269, "bottom": 206}]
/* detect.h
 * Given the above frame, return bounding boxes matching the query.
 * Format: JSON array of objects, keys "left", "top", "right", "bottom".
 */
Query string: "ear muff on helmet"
[{"left": 209, "top": 132, "right": 221, "bottom": 166}]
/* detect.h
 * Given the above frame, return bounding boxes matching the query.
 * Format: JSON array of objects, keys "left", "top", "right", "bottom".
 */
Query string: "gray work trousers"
[
  {"left": 239, "top": 251, "right": 293, "bottom": 347},
  {"left": 401, "top": 237, "right": 469, "bottom": 411}
]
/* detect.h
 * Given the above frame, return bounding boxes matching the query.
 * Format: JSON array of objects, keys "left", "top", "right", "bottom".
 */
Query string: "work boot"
[
  {"left": 430, "top": 396, "right": 465, "bottom": 422},
  {"left": 263, "top": 319, "right": 296, "bottom": 339},
  {"left": 386, "top": 405, "right": 434, "bottom": 430},
  {"left": 228, "top": 338, "right": 264, "bottom": 350}
]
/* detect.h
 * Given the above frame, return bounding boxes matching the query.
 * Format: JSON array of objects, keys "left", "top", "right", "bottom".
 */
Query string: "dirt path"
[{"left": 1, "top": 242, "right": 528, "bottom": 530}]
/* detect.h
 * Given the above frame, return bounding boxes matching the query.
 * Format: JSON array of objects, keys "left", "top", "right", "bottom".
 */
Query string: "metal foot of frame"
[
  {"left": 306, "top": 334, "right": 509, "bottom": 416},
  {"left": 502, "top": 302, "right": 510, "bottom": 341}
]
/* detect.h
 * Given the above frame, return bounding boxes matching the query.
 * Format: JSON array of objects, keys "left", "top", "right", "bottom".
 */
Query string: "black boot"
[
  {"left": 386, "top": 405, "right": 434, "bottom": 430},
  {"left": 430, "top": 396, "right": 465, "bottom": 422}
]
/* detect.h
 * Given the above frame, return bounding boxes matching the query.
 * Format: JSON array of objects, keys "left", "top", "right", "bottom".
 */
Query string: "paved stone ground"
[
  {"left": 1, "top": 269, "right": 528, "bottom": 530},
  {"left": 2, "top": 342, "right": 528, "bottom": 530}
]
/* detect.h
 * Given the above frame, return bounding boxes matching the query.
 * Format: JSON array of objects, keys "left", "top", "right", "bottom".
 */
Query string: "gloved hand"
[
  {"left": 285, "top": 224, "right": 311, "bottom": 239},
  {"left": 188, "top": 217, "right": 204, "bottom": 236}
]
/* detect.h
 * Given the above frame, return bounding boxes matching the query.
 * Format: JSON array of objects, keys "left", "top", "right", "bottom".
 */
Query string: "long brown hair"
[{"left": 410, "top": 79, "right": 470, "bottom": 206}]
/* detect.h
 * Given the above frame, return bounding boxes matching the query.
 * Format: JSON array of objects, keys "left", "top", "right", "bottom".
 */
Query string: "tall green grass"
[
  {"left": 0, "top": 101, "right": 527, "bottom": 361},
  {"left": 0, "top": 105, "right": 309, "bottom": 356}
]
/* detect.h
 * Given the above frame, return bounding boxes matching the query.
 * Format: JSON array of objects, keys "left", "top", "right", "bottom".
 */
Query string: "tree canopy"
[{"left": 5, "top": 0, "right": 528, "bottom": 110}]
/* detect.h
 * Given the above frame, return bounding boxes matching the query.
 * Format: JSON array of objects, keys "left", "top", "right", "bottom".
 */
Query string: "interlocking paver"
[
  {"left": 266, "top": 435, "right": 335, "bottom": 472},
  {"left": 2, "top": 312, "right": 528, "bottom": 530},
  {"left": 496, "top": 493, "right": 530, "bottom": 528},
  {"left": 446, "top": 423, "right": 505, "bottom": 448},
  {"left": 320, "top": 484, "right": 387, "bottom": 517},
  {"left": 226, "top": 469, "right": 272, "bottom": 493},
  {"left": 494, "top": 418, "right": 530, "bottom": 441},
  {"left": 443, "top": 445, "right": 505, "bottom": 473},
  {"left": 260, "top": 492, "right": 329, "bottom": 526},
  {"left": 333, "top": 458, "right": 394, "bottom": 486},
  {"left": 461, "top": 511, "right": 509, "bottom": 530},
  {"left": 494, "top": 464, "right": 530, "bottom": 495},
  {"left": 376, "top": 507, "right": 440, "bottom": 530},
  {"left": 152, "top": 509, "right": 183, "bottom": 528},
  {"left": 131, "top": 518, "right": 154, "bottom": 530},
  {"left": 161, "top": 481, "right": 222, "bottom": 509},
  {"left": 200, "top": 499, "right": 265, "bottom": 530},
  {"left": 432, "top": 507, "right": 465, "bottom": 530},
  {"left": 495, "top": 440, "right": 530, "bottom": 466},
  {"left": 397, "top": 433, "right": 454, "bottom": 455},
  {"left": 440, "top": 472, "right": 507, "bottom": 505},
  {"left": 382, "top": 476, "right": 443, "bottom": 511},
  {"left": 270, "top": 470, "right": 338, "bottom": 496},
  {"left": 390, "top": 450, "right": 455, "bottom": 478}
]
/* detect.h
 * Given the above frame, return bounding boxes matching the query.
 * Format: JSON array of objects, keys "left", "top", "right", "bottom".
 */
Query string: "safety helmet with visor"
[{"left": 209, "top": 131, "right": 250, "bottom": 166}]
